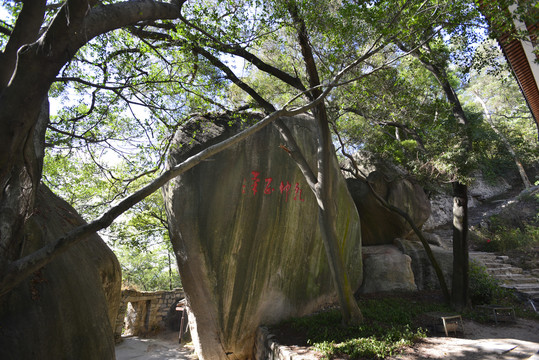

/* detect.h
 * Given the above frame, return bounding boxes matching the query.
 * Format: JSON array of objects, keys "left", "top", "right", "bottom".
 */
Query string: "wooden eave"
[
  {"left": 479, "top": 0, "right": 539, "bottom": 134},
  {"left": 499, "top": 25, "right": 539, "bottom": 131}
]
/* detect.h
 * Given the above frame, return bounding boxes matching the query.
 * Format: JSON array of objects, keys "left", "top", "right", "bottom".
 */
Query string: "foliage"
[
  {"left": 115, "top": 241, "right": 181, "bottom": 291},
  {"left": 466, "top": 260, "right": 539, "bottom": 321},
  {"left": 472, "top": 192, "right": 539, "bottom": 253},
  {"left": 334, "top": 34, "right": 537, "bottom": 194},
  {"left": 272, "top": 296, "right": 447, "bottom": 359},
  {"left": 477, "top": 225, "right": 539, "bottom": 253},
  {"left": 468, "top": 260, "right": 508, "bottom": 306},
  {"left": 313, "top": 327, "right": 423, "bottom": 360},
  {"left": 105, "top": 189, "right": 179, "bottom": 291}
]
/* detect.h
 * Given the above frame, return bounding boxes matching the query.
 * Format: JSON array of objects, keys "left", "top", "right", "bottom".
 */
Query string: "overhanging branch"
[{"left": 0, "top": 86, "right": 334, "bottom": 298}]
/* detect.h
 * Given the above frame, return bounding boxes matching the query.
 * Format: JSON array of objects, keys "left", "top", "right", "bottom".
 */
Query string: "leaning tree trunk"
[
  {"left": 289, "top": 4, "right": 363, "bottom": 324},
  {"left": 405, "top": 43, "right": 473, "bottom": 311},
  {"left": 315, "top": 107, "right": 364, "bottom": 324},
  {"left": 451, "top": 181, "right": 469, "bottom": 310}
]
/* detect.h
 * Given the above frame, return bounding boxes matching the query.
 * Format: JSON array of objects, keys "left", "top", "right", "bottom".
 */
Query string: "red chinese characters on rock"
[{"left": 242, "top": 171, "right": 305, "bottom": 202}]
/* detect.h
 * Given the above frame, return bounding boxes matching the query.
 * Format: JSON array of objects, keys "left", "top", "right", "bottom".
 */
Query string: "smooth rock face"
[
  {"left": 395, "top": 238, "right": 453, "bottom": 291},
  {"left": 346, "top": 171, "right": 431, "bottom": 246},
  {"left": 0, "top": 185, "right": 121, "bottom": 360},
  {"left": 164, "top": 114, "right": 362, "bottom": 360},
  {"left": 358, "top": 245, "right": 417, "bottom": 294}
]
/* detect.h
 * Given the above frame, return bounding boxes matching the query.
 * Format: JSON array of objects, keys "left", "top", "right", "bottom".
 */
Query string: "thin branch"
[
  {"left": 47, "top": 124, "right": 104, "bottom": 144},
  {"left": 0, "top": 24, "right": 11, "bottom": 36}
]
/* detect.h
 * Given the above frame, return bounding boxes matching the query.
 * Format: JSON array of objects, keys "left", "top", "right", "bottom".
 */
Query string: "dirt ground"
[
  {"left": 392, "top": 318, "right": 539, "bottom": 360},
  {"left": 115, "top": 318, "right": 539, "bottom": 359},
  {"left": 271, "top": 318, "right": 539, "bottom": 360},
  {"left": 115, "top": 332, "right": 197, "bottom": 360}
]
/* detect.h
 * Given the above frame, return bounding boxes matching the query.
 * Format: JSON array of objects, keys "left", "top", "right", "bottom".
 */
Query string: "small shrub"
[
  {"left": 485, "top": 225, "right": 539, "bottom": 252},
  {"left": 313, "top": 325, "right": 426, "bottom": 359},
  {"left": 468, "top": 260, "right": 513, "bottom": 306},
  {"left": 469, "top": 260, "right": 498, "bottom": 305}
]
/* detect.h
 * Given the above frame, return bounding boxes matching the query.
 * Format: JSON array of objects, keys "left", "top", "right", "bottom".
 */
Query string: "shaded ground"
[
  {"left": 115, "top": 332, "right": 197, "bottom": 360},
  {"left": 270, "top": 317, "right": 539, "bottom": 360},
  {"left": 114, "top": 306, "right": 538, "bottom": 360},
  {"left": 392, "top": 318, "right": 539, "bottom": 360},
  {"left": 269, "top": 289, "right": 539, "bottom": 359}
]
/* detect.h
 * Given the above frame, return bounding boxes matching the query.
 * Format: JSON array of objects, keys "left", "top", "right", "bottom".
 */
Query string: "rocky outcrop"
[
  {"left": 346, "top": 171, "right": 431, "bottom": 246},
  {"left": 0, "top": 185, "right": 122, "bottom": 360},
  {"left": 424, "top": 172, "right": 515, "bottom": 230},
  {"left": 358, "top": 245, "right": 417, "bottom": 294},
  {"left": 164, "top": 114, "right": 362, "bottom": 360}
]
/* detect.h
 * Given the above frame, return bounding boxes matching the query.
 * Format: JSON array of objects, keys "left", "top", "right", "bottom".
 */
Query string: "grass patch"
[{"left": 271, "top": 293, "right": 448, "bottom": 359}]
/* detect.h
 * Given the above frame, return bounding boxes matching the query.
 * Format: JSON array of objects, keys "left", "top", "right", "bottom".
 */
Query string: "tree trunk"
[
  {"left": 289, "top": 4, "right": 363, "bottom": 324},
  {"left": 451, "top": 181, "right": 469, "bottom": 311},
  {"left": 0, "top": 0, "right": 183, "bottom": 296},
  {"left": 406, "top": 45, "right": 472, "bottom": 310},
  {"left": 315, "top": 106, "right": 363, "bottom": 324}
]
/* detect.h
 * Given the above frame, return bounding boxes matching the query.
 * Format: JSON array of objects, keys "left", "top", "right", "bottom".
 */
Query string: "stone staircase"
[{"left": 470, "top": 251, "right": 539, "bottom": 302}]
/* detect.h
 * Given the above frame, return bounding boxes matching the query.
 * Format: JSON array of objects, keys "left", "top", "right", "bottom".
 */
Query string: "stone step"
[
  {"left": 486, "top": 266, "right": 523, "bottom": 275},
  {"left": 519, "top": 290, "right": 539, "bottom": 299},
  {"left": 470, "top": 252, "right": 497, "bottom": 259},
  {"left": 495, "top": 274, "right": 539, "bottom": 284},
  {"left": 482, "top": 261, "right": 508, "bottom": 268},
  {"left": 501, "top": 283, "right": 539, "bottom": 291},
  {"left": 469, "top": 252, "right": 509, "bottom": 260},
  {"left": 469, "top": 251, "right": 539, "bottom": 300},
  {"left": 500, "top": 285, "right": 539, "bottom": 300}
]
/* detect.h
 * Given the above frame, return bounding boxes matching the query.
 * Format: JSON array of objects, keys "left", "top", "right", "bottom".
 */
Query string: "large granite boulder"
[
  {"left": 164, "top": 114, "right": 362, "bottom": 360},
  {"left": 346, "top": 171, "right": 431, "bottom": 245},
  {"left": 0, "top": 185, "right": 122, "bottom": 359},
  {"left": 358, "top": 245, "right": 417, "bottom": 294}
]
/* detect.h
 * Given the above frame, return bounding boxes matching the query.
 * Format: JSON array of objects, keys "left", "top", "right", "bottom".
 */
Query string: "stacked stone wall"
[{"left": 114, "top": 288, "right": 184, "bottom": 342}]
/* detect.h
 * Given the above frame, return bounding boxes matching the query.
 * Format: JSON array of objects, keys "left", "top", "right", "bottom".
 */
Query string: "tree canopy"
[{"left": 0, "top": 0, "right": 537, "bottom": 328}]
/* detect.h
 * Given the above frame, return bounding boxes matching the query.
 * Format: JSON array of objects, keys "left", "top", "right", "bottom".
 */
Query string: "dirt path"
[
  {"left": 392, "top": 318, "right": 539, "bottom": 360},
  {"left": 114, "top": 319, "right": 538, "bottom": 359},
  {"left": 115, "top": 332, "right": 197, "bottom": 360}
]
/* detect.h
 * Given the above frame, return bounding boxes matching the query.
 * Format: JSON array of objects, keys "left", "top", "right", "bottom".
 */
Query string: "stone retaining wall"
[
  {"left": 114, "top": 288, "right": 184, "bottom": 342},
  {"left": 254, "top": 326, "right": 320, "bottom": 360}
]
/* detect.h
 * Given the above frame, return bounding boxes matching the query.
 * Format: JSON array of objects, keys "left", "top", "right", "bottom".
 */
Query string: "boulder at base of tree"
[
  {"left": 395, "top": 238, "right": 453, "bottom": 291},
  {"left": 0, "top": 185, "right": 122, "bottom": 360},
  {"left": 358, "top": 245, "right": 417, "bottom": 294},
  {"left": 163, "top": 114, "right": 362, "bottom": 360},
  {"left": 346, "top": 171, "right": 431, "bottom": 246}
]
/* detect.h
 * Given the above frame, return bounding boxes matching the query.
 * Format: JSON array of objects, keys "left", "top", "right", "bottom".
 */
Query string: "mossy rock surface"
[
  {"left": 0, "top": 185, "right": 121, "bottom": 360},
  {"left": 164, "top": 114, "right": 362, "bottom": 360}
]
